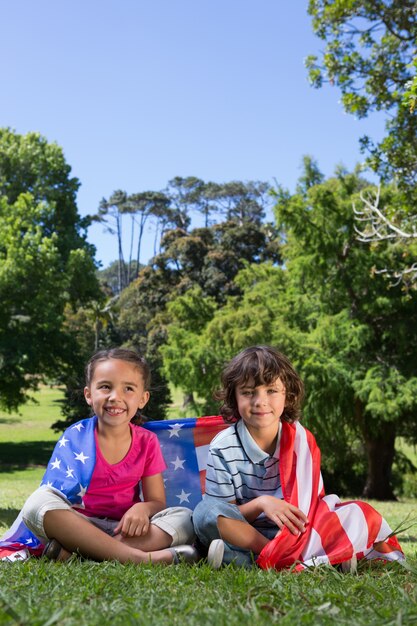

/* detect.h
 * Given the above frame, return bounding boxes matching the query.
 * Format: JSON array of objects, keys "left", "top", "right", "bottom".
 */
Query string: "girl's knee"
[{"left": 21, "top": 486, "right": 72, "bottom": 542}]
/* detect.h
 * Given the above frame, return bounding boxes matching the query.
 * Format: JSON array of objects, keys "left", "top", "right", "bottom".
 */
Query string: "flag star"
[
  {"left": 58, "top": 436, "right": 69, "bottom": 447},
  {"left": 72, "top": 423, "right": 85, "bottom": 432},
  {"left": 46, "top": 481, "right": 53, "bottom": 487},
  {"left": 74, "top": 451, "right": 89, "bottom": 464},
  {"left": 77, "top": 484, "right": 87, "bottom": 498},
  {"left": 168, "top": 423, "right": 184, "bottom": 438},
  {"left": 60, "top": 484, "right": 65, "bottom": 490},
  {"left": 66, "top": 466, "right": 75, "bottom": 478},
  {"left": 171, "top": 456, "right": 186, "bottom": 470},
  {"left": 25, "top": 537, "right": 33, "bottom": 544},
  {"left": 176, "top": 489, "right": 191, "bottom": 504},
  {"left": 50, "top": 457, "right": 61, "bottom": 470}
]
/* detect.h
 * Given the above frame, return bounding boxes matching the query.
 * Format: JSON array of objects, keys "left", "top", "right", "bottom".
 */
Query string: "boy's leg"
[
  {"left": 193, "top": 497, "right": 266, "bottom": 566},
  {"left": 217, "top": 517, "right": 269, "bottom": 554}
]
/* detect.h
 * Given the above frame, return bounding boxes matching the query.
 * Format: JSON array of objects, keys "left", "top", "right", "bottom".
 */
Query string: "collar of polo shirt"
[{"left": 235, "top": 419, "right": 282, "bottom": 464}]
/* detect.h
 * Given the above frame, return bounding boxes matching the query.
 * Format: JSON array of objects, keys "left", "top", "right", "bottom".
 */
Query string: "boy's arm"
[{"left": 238, "top": 497, "right": 308, "bottom": 536}]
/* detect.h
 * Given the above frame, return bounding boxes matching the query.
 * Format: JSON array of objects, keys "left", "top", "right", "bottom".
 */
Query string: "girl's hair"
[
  {"left": 85, "top": 347, "right": 151, "bottom": 425},
  {"left": 216, "top": 345, "right": 304, "bottom": 424}
]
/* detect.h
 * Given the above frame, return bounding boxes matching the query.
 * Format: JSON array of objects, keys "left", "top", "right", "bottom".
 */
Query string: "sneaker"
[{"left": 207, "top": 539, "right": 225, "bottom": 569}]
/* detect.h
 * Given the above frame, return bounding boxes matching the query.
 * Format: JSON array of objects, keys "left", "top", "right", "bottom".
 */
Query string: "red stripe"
[
  {"left": 312, "top": 499, "right": 353, "bottom": 564},
  {"left": 194, "top": 416, "right": 228, "bottom": 447},
  {"left": 338, "top": 500, "right": 381, "bottom": 548}
]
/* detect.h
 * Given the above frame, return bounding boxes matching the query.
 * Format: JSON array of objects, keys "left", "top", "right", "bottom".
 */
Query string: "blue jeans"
[{"left": 193, "top": 496, "right": 278, "bottom": 568}]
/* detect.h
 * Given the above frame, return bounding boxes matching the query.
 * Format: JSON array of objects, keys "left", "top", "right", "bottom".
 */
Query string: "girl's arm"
[{"left": 113, "top": 473, "right": 166, "bottom": 538}]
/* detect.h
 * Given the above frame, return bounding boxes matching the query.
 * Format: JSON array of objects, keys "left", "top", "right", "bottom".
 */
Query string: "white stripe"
[
  {"left": 294, "top": 423, "right": 312, "bottom": 514},
  {"left": 196, "top": 443, "right": 210, "bottom": 471},
  {"left": 333, "top": 501, "right": 370, "bottom": 552},
  {"left": 318, "top": 472, "right": 324, "bottom": 495},
  {"left": 1, "top": 511, "right": 24, "bottom": 541},
  {"left": 364, "top": 548, "right": 405, "bottom": 562},
  {"left": 301, "top": 526, "right": 328, "bottom": 564}
]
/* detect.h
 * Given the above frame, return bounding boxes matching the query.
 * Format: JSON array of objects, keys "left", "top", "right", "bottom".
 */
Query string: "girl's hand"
[
  {"left": 259, "top": 496, "right": 308, "bottom": 536},
  {"left": 114, "top": 503, "right": 151, "bottom": 538}
]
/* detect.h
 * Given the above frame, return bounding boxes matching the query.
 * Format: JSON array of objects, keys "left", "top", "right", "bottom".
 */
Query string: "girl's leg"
[
  {"left": 22, "top": 486, "right": 174, "bottom": 564},
  {"left": 119, "top": 506, "right": 195, "bottom": 551},
  {"left": 43, "top": 509, "right": 174, "bottom": 564}
]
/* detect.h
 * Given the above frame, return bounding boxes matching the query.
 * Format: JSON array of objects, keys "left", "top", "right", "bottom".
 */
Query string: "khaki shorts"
[{"left": 22, "top": 485, "right": 195, "bottom": 546}]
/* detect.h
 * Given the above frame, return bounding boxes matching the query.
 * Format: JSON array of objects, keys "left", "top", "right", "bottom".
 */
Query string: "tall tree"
[
  {"left": 162, "top": 165, "right": 417, "bottom": 499},
  {"left": 95, "top": 190, "right": 128, "bottom": 294},
  {"left": 306, "top": 1, "right": 417, "bottom": 196},
  {"left": 0, "top": 129, "right": 100, "bottom": 410}
]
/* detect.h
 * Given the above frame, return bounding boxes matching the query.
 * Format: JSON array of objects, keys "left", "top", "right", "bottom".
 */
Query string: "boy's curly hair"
[
  {"left": 85, "top": 347, "right": 150, "bottom": 425},
  {"left": 216, "top": 345, "right": 304, "bottom": 424}
]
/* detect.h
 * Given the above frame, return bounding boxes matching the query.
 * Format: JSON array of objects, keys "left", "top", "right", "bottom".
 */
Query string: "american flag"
[
  {"left": 1, "top": 416, "right": 404, "bottom": 570},
  {"left": 0, "top": 415, "right": 227, "bottom": 561},
  {"left": 257, "top": 421, "right": 404, "bottom": 570}
]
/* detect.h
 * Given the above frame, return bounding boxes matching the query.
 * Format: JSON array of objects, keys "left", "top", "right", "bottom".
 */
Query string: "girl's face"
[
  {"left": 235, "top": 377, "right": 286, "bottom": 436},
  {"left": 84, "top": 358, "right": 150, "bottom": 427}
]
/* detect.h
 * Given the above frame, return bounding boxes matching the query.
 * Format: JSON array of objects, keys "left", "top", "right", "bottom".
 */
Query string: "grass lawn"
[{"left": 0, "top": 387, "right": 416, "bottom": 625}]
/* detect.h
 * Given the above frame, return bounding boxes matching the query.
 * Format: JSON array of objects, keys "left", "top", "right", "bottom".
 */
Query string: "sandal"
[
  {"left": 169, "top": 544, "right": 200, "bottom": 564},
  {"left": 42, "top": 539, "right": 72, "bottom": 561}
]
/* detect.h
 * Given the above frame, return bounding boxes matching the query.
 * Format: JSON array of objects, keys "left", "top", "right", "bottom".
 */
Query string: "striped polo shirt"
[{"left": 205, "top": 419, "right": 282, "bottom": 526}]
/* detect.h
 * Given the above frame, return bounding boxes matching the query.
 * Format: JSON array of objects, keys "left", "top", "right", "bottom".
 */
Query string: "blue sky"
[{"left": 2, "top": 1, "right": 385, "bottom": 268}]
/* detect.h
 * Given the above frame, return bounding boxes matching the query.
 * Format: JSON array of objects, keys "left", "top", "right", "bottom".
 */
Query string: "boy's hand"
[
  {"left": 114, "top": 503, "right": 150, "bottom": 538},
  {"left": 260, "top": 496, "right": 308, "bottom": 536}
]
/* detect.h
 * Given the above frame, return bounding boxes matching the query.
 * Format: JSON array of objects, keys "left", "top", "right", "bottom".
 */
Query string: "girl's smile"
[{"left": 84, "top": 359, "right": 150, "bottom": 425}]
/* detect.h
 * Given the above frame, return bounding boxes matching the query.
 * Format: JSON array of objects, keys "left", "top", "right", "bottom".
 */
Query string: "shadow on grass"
[
  {"left": 0, "top": 507, "right": 21, "bottom": 527},
  {"left": 0, "top": 441, "right": 53, "bottom": 471}
]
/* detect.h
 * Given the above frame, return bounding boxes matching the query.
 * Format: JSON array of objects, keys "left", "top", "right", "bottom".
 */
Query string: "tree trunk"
[{"left": 362, "top": 423, "right": 397, "bottom": 500}]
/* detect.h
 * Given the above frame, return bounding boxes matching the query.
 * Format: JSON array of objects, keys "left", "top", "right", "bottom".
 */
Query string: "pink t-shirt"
[{"left": 75, "top": 424, "right": 166, "bottom": 520}]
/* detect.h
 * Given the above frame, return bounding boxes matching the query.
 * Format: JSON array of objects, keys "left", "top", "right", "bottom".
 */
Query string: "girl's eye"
[
  {"left": 125, "top": 386, "right": 134, "bottom": 392},
  {"left": 99, "top": 384, "right": 110, "bottom": 390}
]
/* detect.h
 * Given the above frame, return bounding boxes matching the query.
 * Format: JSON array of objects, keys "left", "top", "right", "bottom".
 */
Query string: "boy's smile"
[
  {"left": 84, "top": 359, "right": 149, "bottom": 426},
  {"left": 236, "top": 377, "right": 286, "bottom": 437}
]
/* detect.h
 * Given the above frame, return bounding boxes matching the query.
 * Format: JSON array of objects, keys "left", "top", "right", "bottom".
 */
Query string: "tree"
[
  {"left": 306, "top": 1, "right": 417, "bottom": 196},
  {"left": 95, "top": 190, "right": 129, "bottom": 294},
  {"left": 162, "top": 164, "right": 417, "bottom": 499},
  {"left": 114, "top": 181, "right": 281, "bottom": 419},
  {"left": 353, "top": 185, "right": 417, "bottom": 286},
  {"left": 0, "top": 129, "right": 100, "bottom": 411}
]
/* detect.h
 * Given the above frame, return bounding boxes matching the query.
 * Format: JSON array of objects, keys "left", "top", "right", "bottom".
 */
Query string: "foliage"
[
  {"left": 306, "top": 1, "right": 417, "bottom": 197},
  {"left": 162, "top": 164, "right": 417, "bottom": 498},
  {"left": 112, "top": 180, "right": 280, "bottom": 419},
  {"left": 0, "top": 129, "right": 101, "bottom": 413}
]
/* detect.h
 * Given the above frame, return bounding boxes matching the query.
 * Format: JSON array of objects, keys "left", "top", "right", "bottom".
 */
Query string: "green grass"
[{"left": 0, "top": 387, "right": 417, "bottom": 625}]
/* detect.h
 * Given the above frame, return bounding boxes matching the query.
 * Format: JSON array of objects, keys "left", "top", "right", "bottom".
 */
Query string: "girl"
[
  {"left": 193, "top": 345, "right": 404, "bottom": 570},
  {"left": 22, "top": 348, "right": 198, "bottom": 564}
]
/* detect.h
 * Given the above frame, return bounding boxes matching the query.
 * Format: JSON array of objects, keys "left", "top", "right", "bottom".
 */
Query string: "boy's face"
[{"left": 235, "top": 377, "right": 286, "bottom": 435}]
